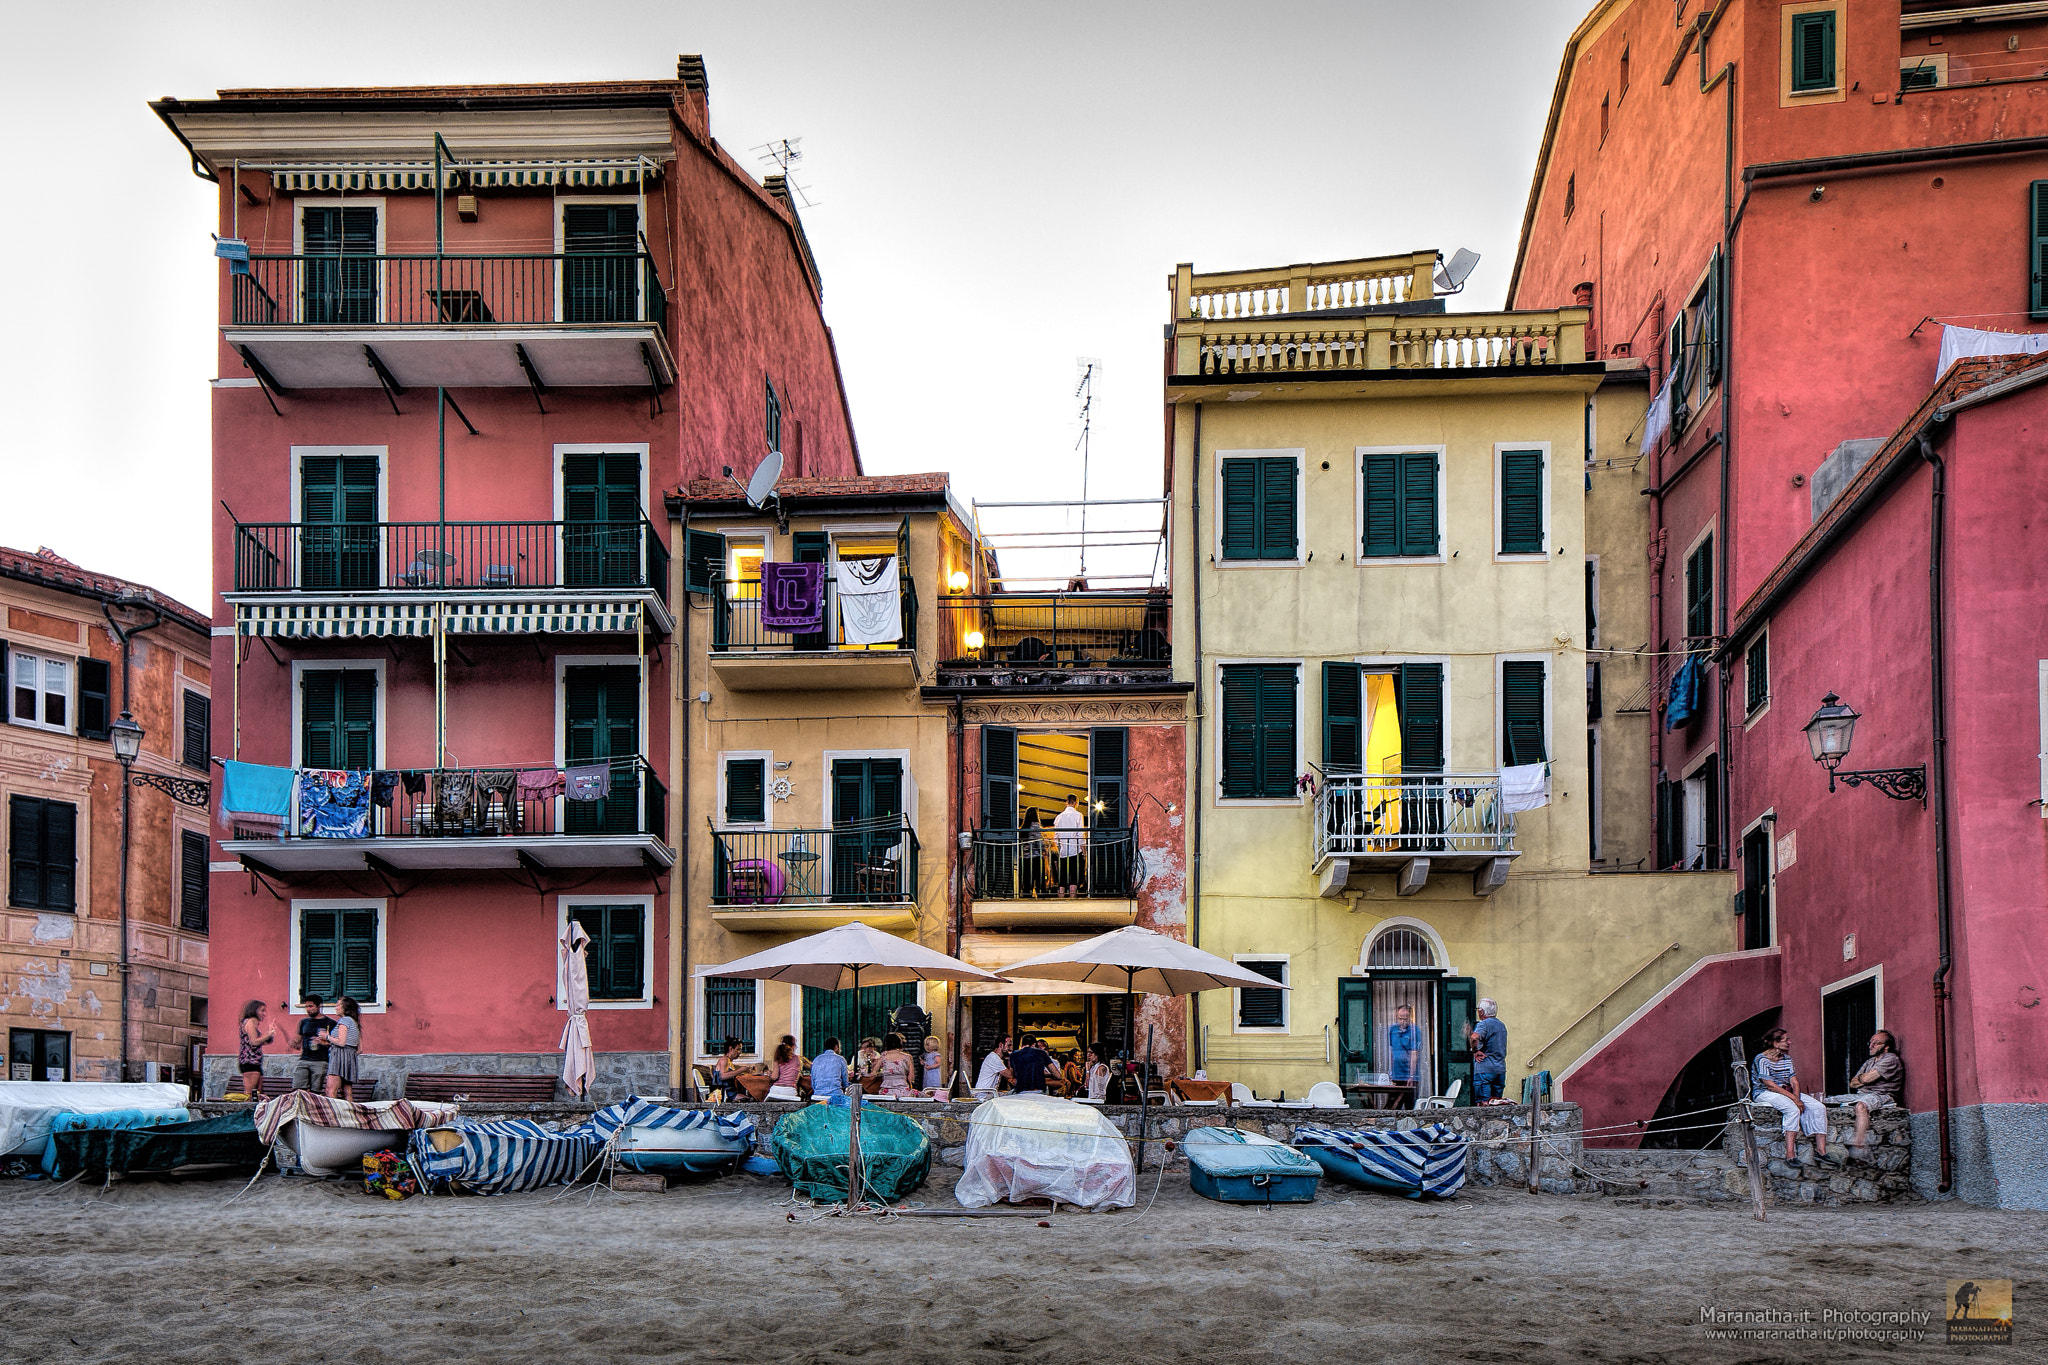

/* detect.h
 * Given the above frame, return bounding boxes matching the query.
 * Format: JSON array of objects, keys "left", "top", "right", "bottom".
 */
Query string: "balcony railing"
[
  {"left": 710, "top": 576, "right": 916, "bottom": 654},
  {"left": 710, "top": 823, "right": 921, "bottom": 907},
  {"left": 231, "top": 253, "right": 667, "bottom": 330},
  {"left": 232, "top": 520, "right": 669, "bottom": 604},
  {"left": 970, "top": 822, "right": 1139, "bottom": 900},
  {"left": 1312, "top": 772, "right": 1516, "bottom": 864},
  {"left": 936, "top": 593, "right": 1169, "bottom": 668},
  {"left": 229, "top": 757, "right": 666, "bottom": 842}
]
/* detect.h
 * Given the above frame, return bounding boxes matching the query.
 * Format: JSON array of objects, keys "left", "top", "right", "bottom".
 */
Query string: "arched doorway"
[{"left": 1335, "top": 920, "right": 1477, "bottom": 1107}]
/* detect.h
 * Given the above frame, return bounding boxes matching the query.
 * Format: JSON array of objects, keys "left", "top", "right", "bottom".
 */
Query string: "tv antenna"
[
  {"left": 1075, "top": 358, "right": 1099, "bottom": 577},
  {"left": 723, "top": 449, "right": 787, "bottom": 528},
  {"left": 753, "top": 138, "right": 820, "bottom": 209},
  {"left": 1434, "top": 247, "right": 1480, "bottom": 296}
]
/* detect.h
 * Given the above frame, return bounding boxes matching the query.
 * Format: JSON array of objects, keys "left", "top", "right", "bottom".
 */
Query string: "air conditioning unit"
[{"left": 137, "top": 1061, "right": 178, "bottom": 1084}]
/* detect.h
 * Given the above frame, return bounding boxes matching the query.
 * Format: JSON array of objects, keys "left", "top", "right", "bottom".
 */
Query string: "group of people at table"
[{"left": 706, "top": 1032, "right": 1149, "bottom": 1105}]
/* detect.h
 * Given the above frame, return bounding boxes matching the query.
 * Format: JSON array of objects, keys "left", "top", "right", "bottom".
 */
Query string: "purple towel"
[{"left": 758, "top": 561, "right": 825, "bottom": 631}]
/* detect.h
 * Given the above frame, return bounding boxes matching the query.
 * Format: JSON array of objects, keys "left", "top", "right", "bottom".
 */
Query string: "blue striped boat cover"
[
  {"left": 408, "top": 1119, "right": 596, "bottom": 1196},
  {"left": 1293, "top": 1123, "right": 1469, "bottom": 1198},
  {"left": 567, "top": 1097, "right": 757, "bottom": 1149}
]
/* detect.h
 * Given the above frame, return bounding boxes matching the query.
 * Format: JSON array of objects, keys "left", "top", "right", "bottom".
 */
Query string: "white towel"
[
  {"left": 1936, "top": 324, "right": 2048, "bottom": 381},
  {"left": 1639, "top": 368, "right": 1673, "bottom": 450},
  {"left": 835, "top": 556, "right": 901, "bottom": 646},
  {"left": 1500, "top": 763, "right": 1550, "bottom": 813}
]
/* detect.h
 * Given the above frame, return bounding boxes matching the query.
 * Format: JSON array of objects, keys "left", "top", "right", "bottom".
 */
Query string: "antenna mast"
[
  {"left": 753, "top": 138, "right": 819, "bottom": 208},
  {"left": 1075, "top": 359, "right": 1098, "bottom": 577}
]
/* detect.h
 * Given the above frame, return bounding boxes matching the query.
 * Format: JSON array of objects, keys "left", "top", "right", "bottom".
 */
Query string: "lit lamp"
[
  {"left": 964, "top": 629, "right": 986, "bottom": 651},
  {"left": 948, "top": 570, "right": 970, "bottom": 594},
  {"left": 1803, "top": 692, "right": 1925, "bottom": 801}
]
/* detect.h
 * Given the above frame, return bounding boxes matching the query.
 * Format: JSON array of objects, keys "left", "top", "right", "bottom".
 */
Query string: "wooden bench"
[
  {"left": 403, "top": 1073, "right": 559, "bottom": 1104},
  {"left": 249, "top": 1075, "right": 381, "bottom": 1100}
]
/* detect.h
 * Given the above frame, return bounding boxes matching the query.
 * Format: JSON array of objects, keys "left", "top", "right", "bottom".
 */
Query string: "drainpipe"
[
  {"left": 1705, "top": 43, "right": 1737, "bottom": 874},
  {"left": 1646, "top": 303, "right": 1666, "bottom": 858},
  {"left": 102, "top": 597, "right": 167, "bottom": 1082},
  {"left": 1188, "top": 402, "right": 1205, "bottom": 1070},
  {"left": 952, "top": 692, "right": 966, "bottom": 1081},
  {"left": 675, "top": 507, "right": 692, "bottom": 1100},
  {"left": 1917, "top": 432, "right": 1956, "bottom": 1193}
]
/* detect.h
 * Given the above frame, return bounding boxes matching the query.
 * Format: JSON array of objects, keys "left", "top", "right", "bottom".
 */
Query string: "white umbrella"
[
  {"left": 694, "top": 920, "right": 1006, "bottom": 992},
  {"left": 559, "top": 922, "right": 595, "bottom": 1099}
]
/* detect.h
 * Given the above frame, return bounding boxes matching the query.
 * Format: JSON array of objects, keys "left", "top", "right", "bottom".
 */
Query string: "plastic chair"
[
  {"left": 1417, "top": 1078, "right": 1464, "bottom": 1110},
  {"left": 1305, "top": 1081, "right": 1346, "bottom": 1108},
  {"left": 1230, "top": 1082, "right": 1276, "bottom": 1108}
]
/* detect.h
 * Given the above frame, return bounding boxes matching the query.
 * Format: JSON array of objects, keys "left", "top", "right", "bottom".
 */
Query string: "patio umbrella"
[
  {"left": 559, "top": 922, "right": 595, "bottom": 1099},
  {"left": 999, "top": 925, "right": 1291, "bottom": 1168}
]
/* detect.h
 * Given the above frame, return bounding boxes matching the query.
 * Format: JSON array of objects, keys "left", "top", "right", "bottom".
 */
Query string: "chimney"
[
  {"left": 1573, "top": 280, "right": 1597, "bottom": 357},
  {"left": 676, "top": 55, "right": 708, "bottom": 92}
]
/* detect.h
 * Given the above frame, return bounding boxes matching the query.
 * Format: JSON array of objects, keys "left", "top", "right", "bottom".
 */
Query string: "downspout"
[
  {"left": 102, "top": 597, "right": 167, "bottom": 1082},
  {"left": 1647, "top": 303, "right": 1667, "bottom": 858},
  {"left": 1188, "top": 402, "right": 1205, "bottom": 1070},
  {"left": 1705, "top": 37, "right": 1737, "bottom": 872},
  {"left": 674, "top": 507, "right": 691, "bottom": 1100},
  {"left": 1917, "top": 432, "right": 1955, "bottom": 1193},
  {"left": 952, "top": 692, "right": 966, "bottom": 1084}
]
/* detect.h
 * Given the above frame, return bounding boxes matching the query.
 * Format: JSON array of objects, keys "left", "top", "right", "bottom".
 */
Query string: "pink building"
[
  {"left": 155, "top": 59, "right": 863, "bottom": 1100},
  {"left": 1516, "top": 1, "right": 2048, "bottom": 1203}
]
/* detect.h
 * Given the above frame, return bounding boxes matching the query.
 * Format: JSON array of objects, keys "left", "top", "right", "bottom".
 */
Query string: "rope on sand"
[{"left": 224, "top": 1144, "right": 276, "bottom": 1205}]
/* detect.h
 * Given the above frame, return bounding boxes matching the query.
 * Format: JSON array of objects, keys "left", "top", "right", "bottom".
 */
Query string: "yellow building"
[
  {"left": 1165, "top": 253, "right": 1732, "bottom": 1105},
  {"left": 667, "top": 474, "right": 975, "bottom": 1093}
]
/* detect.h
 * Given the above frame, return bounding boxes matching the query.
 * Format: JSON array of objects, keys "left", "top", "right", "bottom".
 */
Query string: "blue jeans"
[{"left": 1472, "top": 1071, "right": 1505, "bottom": 1102}]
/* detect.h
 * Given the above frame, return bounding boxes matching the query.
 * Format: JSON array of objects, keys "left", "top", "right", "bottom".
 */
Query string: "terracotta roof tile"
[
  {"left": 0, "top": 545, "right": 209, "bottom": 634},
  {"left": 676, "top": 472, "right": 950, "bottom": 502}
]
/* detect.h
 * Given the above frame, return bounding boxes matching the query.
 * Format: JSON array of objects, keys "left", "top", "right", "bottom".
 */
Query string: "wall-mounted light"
[
  {"left": 964, "top": 630, "right": 986, "bottom": 651},
  {"left": 948, "top": 569, "right": 971, "bottom": 593},
  {"left": 1803, "top": 692, "right": 1926, "bottom": 801}
]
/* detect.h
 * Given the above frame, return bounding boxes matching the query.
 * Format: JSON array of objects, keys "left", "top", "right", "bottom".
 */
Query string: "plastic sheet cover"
[
  {"left": 772, "top": 1102, "right": 931, "bottom": 1204},
  {"left": 955, "top": 1095, "right": 1136, "bottom": 1211},
  {"left": 0, "top": 1082, "right": 190, "bottom": 1156}
]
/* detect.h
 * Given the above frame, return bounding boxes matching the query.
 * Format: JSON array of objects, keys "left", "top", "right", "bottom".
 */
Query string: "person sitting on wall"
[
  {"left": 1829, "top": 1030, "right": 1904, "bottom": 1158},
  {"left": 1752, "top": 1026, "right": 1841, "bottom": 1166},
  {"left": 809, "top": 1037, "right": 851, "bottom": 1108},
  {"left": 1468, "top": 999, "right": 1508, "bottom": 1102}
]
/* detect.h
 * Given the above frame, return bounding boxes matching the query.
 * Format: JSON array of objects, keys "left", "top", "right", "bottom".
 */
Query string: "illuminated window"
[{"left": 729, "top": 542, "right": 765, "bottom": 601}]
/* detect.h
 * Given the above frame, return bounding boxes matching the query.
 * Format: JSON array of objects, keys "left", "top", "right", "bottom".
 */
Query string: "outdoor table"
[
  {"left": 1343, "top": 1081, "right": 1417, "bottom": 1110},
  {"left": 1169, "top": 1078, "right": 1233, "bottom": 1105},
  {"left": 779, "top": 849, "right": 821, "bottom": 899}
]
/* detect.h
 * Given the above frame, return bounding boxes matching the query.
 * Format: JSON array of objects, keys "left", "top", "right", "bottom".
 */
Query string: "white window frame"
[
  {"left": 1739, "top": 808, "right": 1778, "bottom": 948},
  {"left": 552, "top": 442, "right": 653, "bottom": 531},
  {"left": 553, "top": 195, "right": 646, "bottom": 323},
  {"left": 1742, "top": 623, "right": 1772, "bottom": 728},
  {"left": 1212, "top": 657, "right": 1304, "bottom": 806},
  {"left": 557, "top": 894, "right": 656, "bottom": 1011},
  {"left": 1353, "top": 916, "right": 1455, "bottom": 976},
  {"left": 698, "top": 973, "right": 765, "bottom": 1061},
  {"left": 290, "top": 445, "right": 391, "bottom": 589},
  {"left": 1681, "top": 519, "right": 1716, "bottom": 641},
  {"left": 554, "top": 654, "right": 647, "bottom": 831},
  {"left": 292, "top": 198, "right": 388, "bottom": 325},
  {"left": 1493, "top": 441, "right": 1551, "bottom": 563},
  {"left": 1231, "top": 953, "right": 1291, "bottom": 1034},
  {"left": 287, "top": 658, "right": 387, "bottom": 770},
  {"left": 1212, "top": 448, "right": 1307, "bottom": 569},
  {"left": 1820, "top": 962, "right": 1885, "bottom": 1032},
  {"left": 818, "top": 749, "right": 918, "bottom": 850},
  {"left": 718, "top": 749, "right": 775, "bottom": 830},
  {"left": 1354, "top": 445, "right": 1449, "bottom": 567},
  {"left": 1494, "top": 653, "right": 1552, "bottom": 770},
  {"left": 288, "top": 898, "right": 388, "bottom": 1014},
  {"left": 1680, "top": 746, "right": 1718, "bottom": 869},
  {"left": 8, "top": 649, "right": 73, "bottom": 734}
]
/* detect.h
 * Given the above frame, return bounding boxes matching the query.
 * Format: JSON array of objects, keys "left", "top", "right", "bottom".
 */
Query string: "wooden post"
[
  {"left": 1527, "top": 1077, "right": 1543, "bottom": 1193},
  {"left": 848, "top": 1085, "right": 864, "bottom": 1209},
  {"left": 1728, "top": 1037, "right": 1768, "bottom": 1222}
]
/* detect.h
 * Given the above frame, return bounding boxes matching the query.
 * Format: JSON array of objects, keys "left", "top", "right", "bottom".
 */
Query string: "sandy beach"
[{"left": 1, "top": 1167, "right": 2038, "bottom": 1364}]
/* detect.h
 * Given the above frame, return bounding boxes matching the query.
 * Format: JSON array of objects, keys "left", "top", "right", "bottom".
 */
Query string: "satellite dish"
[
  {"left": 1434, "top": 248, "right": 1480, "bottom": 296},
  {"left": 743, "top": 449, "right": 784, "bottom": 509}
]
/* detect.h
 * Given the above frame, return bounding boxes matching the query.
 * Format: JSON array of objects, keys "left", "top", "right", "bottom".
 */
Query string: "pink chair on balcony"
[{"left": 723, "top": 856, "right": 786, "bottom": 906}]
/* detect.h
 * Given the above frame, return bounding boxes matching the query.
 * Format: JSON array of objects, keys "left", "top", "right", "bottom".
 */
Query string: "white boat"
[
  {"left": 285, "top": 1119, "right": 410, "bottom": 1177},
  {"left": 615, "top": 1121, "right": 749, "bottom": 1175}
]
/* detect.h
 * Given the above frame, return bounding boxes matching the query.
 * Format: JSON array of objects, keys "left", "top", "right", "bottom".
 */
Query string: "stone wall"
[
  {"left": 200, "top": 1050, "right": 668, "bottom": 1105},
  {"left": 1576, "top": 1103, "right": 1916, "bottom": 1206}
]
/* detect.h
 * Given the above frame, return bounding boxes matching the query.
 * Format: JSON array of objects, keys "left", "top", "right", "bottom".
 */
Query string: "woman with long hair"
[
  {"left": 1085, "top": 1044, "right": 1112, "bottom": 1103},
  {"left": 875, "top": 1032, "right": 917, "bottom": 1097},
  {"left": 767, "top": 1034, "right": 806, "bottom": 1099},
  {"left": 237, "top": 999, "right": 276, "bottom": 1100},
  {"left": 324, "top": 996, "right": 363, "bottom": 1101}
]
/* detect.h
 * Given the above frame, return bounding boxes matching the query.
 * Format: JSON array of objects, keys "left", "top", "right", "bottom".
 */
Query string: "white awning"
[
  {"left": 234, "top": 597, "right": 650, "bottom": 638},
  {"left": 258, "top": 158, "right": 661, "bottom": 192}
]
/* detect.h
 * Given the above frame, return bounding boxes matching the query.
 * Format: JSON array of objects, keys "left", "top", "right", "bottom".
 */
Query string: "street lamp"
[
  {"left": 1802, "top": 693, "right": 1926, "bottom": 802},
  {"left": 111, "top": 711, "right": 143, "bottom": 1082},
  {"left": 110, "top": 711, "right": 144, "bottom": 766}
]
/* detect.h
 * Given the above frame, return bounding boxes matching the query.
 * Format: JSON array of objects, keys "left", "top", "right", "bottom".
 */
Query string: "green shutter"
[
  {"left": 726, "top": 759, "right": 766, "bottom": 824},
  {"left": 1499, "top": 450, "right": 1544, "bottom": 555},
  {"left": 301, "top": 910, "right": 338, "bottom": 999},
  {"left": 563, "top": 453, "right": 642, "bottom": 589},
  {"left": 565, "top": 667, "right": 640, "bottom": 834},
  {"left": 791, "top": 532, "right": 828, "bottom": 649},
  {"left": 302, "top": 669, "right": 375, "bottom": 770},
  {"left": 1502, "top": 660, "right": 1548, "bottom": 766},
  {"left": 9, "top": 797, "right": 40, "bottom": 909},
  {"left": 1220, "top": 666, "right": 1259, "bottom": 798},
  {"left": 607, "top": 906, "right": 645, "bottom": 1001},
  {"left": 1746, "top": 635, "right": 1770, "bottom": 714},
  {"left": 683, "top": 527, "right": 726, "bottom": 595},
  {"left": 1791, "top": 11, "right": 1836, "bottom": 93},
  {"left": 2031, "top": 182, "right": 2048, "bottom": 319},
  {"left": 183, "top": 690, "right": 210, "bottom": 769},
  {"left": 340, "top": 910, "right": 377, "bottom": 1000},
  {"left": 1089, "top": 727, "right": 1127, "bottom": 828},
  {"left": 1322, "top": 661, "right": 1363, "bottom": 772},
  {"left": 1258, "top": 457, "right": 1296, "bottom": 559},
  {"left": 1220, "top": 664, "right": 1299, "bottom": 799},
  {"left": 563, "top": 204, "right": 639, "bottom": 322},
  {"left": 1365, "top": 452, "right": 1438, "bottom": 557},
  {"left": 1440, "top": 976, "right": 1478, "bottom": 1103},
  {"left": 704, "top": 976, "right": 758, "bottom": 1053},
  {"left": 1399, "top": 452, "right": 1440, "bottom": 556},
  {"left": 1219, "top": 460, "right": 1259, "bottom": 560},
  {"left": 1237, "top": 960, "right": 1285, "bottom": 1029},
  {"left": 1699, "top": 254, "right": 1723, "bottom": 389},
  {"left": 765, "top": 375, "right": 783, "bottom": 454},
  {"left": 1686, "top": 538, "right": 1714, "bottom": 639},
  {"left": 1337, "top": 978, "right": 1374, "bottom": 1085},
  {"left": 981, "top": 726, "right": 1018, "bottom": 827},
  {"left": 75, "top": 657, "right": 111, "bottom": 740},
  {"left": 180, "top": 830, "right": 210, "bottom": 932},
  {"left": 1361, "top": 453, "right": 1399, "bottom": 557},
  {"left": 1397, "top": 663, "right": 1444, "bottom": 773}
]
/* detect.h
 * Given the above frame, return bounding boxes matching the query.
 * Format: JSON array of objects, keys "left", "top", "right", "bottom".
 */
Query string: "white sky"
[{"left": 0, "top": 0, "right": 1587, "bottom": 608}]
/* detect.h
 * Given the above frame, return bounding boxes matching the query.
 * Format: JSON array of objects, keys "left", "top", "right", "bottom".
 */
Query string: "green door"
[
  {"left": 831, "top": 758, "right": 904, "bottom": 902},
  {"left": 1440, "top": 975, "right": 1478, "bottom": 1105},
  {"left": 1337, "top": 978, "right": 1373, "bottom": 1087},
  {"left": 300, "top": 455, "right": 378, "bottom": 590},
  {"left": 562, "top": 204, "right": 639, "bottom": 322},
  {"left": 562, "top": 452, "right": 642, "bottom": 588},
  {"left": 564, "top": 666, "right": 640, "bottom": 834},
  {"left": 801, "top": 983, "right": 916, "bottom": 1060},
  {"left": 303, "top": 206, "right": 378, "bottom": 324}
]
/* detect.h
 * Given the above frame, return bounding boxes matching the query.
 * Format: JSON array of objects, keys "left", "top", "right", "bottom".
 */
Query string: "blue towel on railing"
[
  {"left": 221, "top": 760, "right": 294, "bottom": 817},
  {"left": 1665, "top": 655, "right": 1701, "bottom": 731}
]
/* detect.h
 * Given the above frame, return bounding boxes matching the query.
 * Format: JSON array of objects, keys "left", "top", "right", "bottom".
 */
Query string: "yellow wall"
[
  {"left": 1167, "top": 370, "right": 1731, "bottom": 1097},
  {"left": 1587, "top": 375, "right": 1654, "bottom": 867}
]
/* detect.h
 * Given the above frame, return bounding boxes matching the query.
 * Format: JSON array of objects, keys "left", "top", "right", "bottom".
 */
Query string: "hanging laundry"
[
  {"left": 564, "top": 764, "right": 613, "bottom": 802},
  {"left": 759, "top": 560, "right": 826, "bottom": 632},
  {"left": 1640, "top": 367, "right": 1674, "bottom": 452},
  {"left": 1500, "top": 763, "right": 1550, "bottom": 814},
  {"left": 516, "top": 768, "right": 566, "bottom": 801},
  {"left": 221, "top": 760, "right": 294, "bottom": 818},
  {"left": 401, "top": 770, "right": 429, "bottom": 796},
  {"left": 835, "top": 555, "right": 901, "bottom": 646},
  {"left": 1936, "top": 323, "right": 2048, "bottom": 381},
  {"left": 1665, "top": 655, "right": 1702, "bottom": 731},
  {"left": 299, "top": 771, "right": 370, "bottom": 839},
  {"left": 371, "top": 772, "right": 401, "bottom": 809},
  {"left": 436, "top": 771, "right": 477, "bottom": 816}
]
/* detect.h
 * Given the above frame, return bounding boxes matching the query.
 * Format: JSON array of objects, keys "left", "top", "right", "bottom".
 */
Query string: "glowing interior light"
[
  {"left": 948, "top": 570, "right": 970, "bottom": 592},
  {"left": 965, "top": 630, "right": 985, "bottom": 650}
]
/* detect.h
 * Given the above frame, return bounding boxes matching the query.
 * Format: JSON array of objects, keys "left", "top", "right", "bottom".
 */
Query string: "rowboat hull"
[
  {"left": 287, "top": 1120, "right": 407, "bottom": 1177},
  {"left": 614, "top": 1123, "right": 747, "bottom": 1175},
  {"left": 1184, "top": 1128, "right": 1321, "bottom": 1204}
]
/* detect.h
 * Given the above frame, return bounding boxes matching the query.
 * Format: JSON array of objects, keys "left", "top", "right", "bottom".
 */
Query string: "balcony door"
[
  {"left": 300, "top": 668, "right": 377, "bottom": 771},
  {"left": 300, "top": 455, "right": 379, "bottom": 590},
  {"left": 564, "top": 665, "right": 640, "bottom": 835},
  {"left": 302, "top": 206, "right": 378, "bottom": 324},
  {"left": 562, "top": 204, "right": 639, "bottom": 323},
  {"left": 831, "top": 758, "right": 904, "bottom": 902},
  {"left": 562, "top": 452, "right": 642, "bottom": 589}
]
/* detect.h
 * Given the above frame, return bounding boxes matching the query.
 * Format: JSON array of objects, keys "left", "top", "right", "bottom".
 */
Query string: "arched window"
[{"left": 1366, "top": 927, "right": 1437, "bottom": 969}]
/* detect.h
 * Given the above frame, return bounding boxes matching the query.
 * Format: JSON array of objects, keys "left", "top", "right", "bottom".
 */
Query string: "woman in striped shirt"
[{"left": 1752, "top": 1027, "right": 1839, "bottom": 1165}]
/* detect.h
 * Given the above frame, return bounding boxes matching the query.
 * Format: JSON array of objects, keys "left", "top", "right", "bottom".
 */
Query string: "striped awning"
[
  {"left": 262, "top": 159, "right": 660, "bottom": 193},
  {"left": 236, "top": 599, "right": 642, "bottom": 638},
  {"left": 443, "top": 600, "right": 641, "bottom": 634}
]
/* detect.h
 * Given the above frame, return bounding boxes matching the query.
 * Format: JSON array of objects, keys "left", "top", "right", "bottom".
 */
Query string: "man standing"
[
  {"left": 1386, "top": 1004, "right": 1421, "bottom": 1096},
  {"left": 1009, "top": 1036, "right": 1052, "bottom": 1093},
  {"left": 810, "top": 1037, "right": 851, "bottom": 1108},
  {"left": 294, "top": 994, "right": 332, "bottom": 1093},
  {"left": 974, "top": 1036, "right": 1013, "bottom": 1099},
  {"left": 1053, "top": 794, "right": 1086, "bottom": 897},
  {"left": 1469, "top": 998, "right": 1507, "bottom": 1102}
]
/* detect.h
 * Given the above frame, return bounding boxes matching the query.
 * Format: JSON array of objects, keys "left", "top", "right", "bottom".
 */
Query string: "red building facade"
[
  {"left": 156, "top": 60, "right": 863, "bottom": 1100},
  {"left": 1516, "top": 1, "right": 2048, "bottom": 1204}
]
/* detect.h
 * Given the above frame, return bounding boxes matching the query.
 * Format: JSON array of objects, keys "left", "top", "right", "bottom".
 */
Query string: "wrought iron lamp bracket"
[
  {"left": 131, "top": 772, "right": 213, "bottom": 809},
  {"left": 1829, "top": 766, "right": 1927, "bottom": 803}
]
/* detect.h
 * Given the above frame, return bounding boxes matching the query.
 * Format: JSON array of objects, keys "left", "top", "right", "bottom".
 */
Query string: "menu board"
[
  {"left": 970, "top": 998, "right": 1008, "bottom": 1069},
  {"left": 1094, "top": 994, "right": 1130, "bottom": 1058}
]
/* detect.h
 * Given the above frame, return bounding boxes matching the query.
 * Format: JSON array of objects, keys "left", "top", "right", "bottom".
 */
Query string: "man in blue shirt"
[
  {"left": 809, "top": 1037, "right": 850, "bottom": 1107},
  {"left": 1386, "top": 1005, "right": 1422, "bottom": 1091},
  {"left": 1469, "top": 999, "right": 1508, "bottom": 1101},
  {"left": 1009, "top": 1036, "right": 1053, "bottom": 1093}
]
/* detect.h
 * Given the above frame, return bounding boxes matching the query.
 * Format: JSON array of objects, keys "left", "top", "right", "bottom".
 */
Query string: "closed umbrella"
[{"left": 559, "top": 922, "right": 595, "bottom": 1100}]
